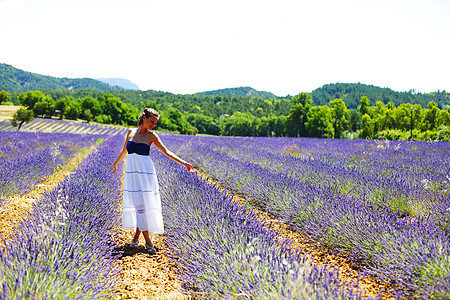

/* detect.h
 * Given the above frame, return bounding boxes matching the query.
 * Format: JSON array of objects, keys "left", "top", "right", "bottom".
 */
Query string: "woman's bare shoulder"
[
  {"left": 126, "top": 128, "right": 140, "bottom": 140},
  {"left": 147, "top": 130, "right": 160, "bottom": 140}
]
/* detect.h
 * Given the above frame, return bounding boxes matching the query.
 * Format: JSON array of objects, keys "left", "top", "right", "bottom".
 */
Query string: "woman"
[{"left": 111, "top": 108, "right": 194, "bottom": 255}]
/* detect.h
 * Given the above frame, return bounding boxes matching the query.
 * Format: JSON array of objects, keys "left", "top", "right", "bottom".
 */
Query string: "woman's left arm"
[{"left": 152, "top": 132, "right": 194, "bottom": 173}]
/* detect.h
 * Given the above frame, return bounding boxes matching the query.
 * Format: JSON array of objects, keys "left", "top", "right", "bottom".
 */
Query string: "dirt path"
[
  {"left": 196, "top": 170, "right": 395, "bottom": 300},
  {"left": 111, "top": 229, "right": 191, "bottom": 300},
  {"left": 0, "top": 147, "right": 94, "bottom": 241}
]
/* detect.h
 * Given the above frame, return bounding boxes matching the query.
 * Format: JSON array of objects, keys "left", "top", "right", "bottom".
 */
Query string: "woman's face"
[{"left": 143, "top": 115, "right": 159, "bottom": 129}]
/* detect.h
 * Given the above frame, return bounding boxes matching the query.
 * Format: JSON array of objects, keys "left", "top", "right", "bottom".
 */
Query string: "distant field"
[
  {"left": 0, "top": 105, "right": 21, "bottom": 121},
  {"left": 0, "top": 116, "right": 128, "bottom": 135}
]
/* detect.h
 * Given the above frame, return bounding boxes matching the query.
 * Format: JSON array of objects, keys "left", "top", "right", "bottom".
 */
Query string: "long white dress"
[{"left": 122, "top": 141, "right": 164, "bottom": 234}]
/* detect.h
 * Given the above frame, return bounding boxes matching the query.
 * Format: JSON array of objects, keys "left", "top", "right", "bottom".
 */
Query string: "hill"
[
  {"left": 311, "top": 82, "right": 450, "bottom": 110},
  {"left": 97, "top": 78, "right": 140, "bottom": 90},
  {"left": 2, "top": 63, "right": 449, "bottom": 111},
  {"left": 0, "top": 63, "right": 119, "bottom": 92},
  {"left": 196, "top": 86, "right": 279, "bottom": 99}
]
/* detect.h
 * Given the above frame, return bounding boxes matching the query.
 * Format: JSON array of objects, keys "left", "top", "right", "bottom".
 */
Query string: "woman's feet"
[
  {"left": 131, "top": 229, "right": 156, "bottom": 255},
  {"left": 130, "top": 239, "right": 139, "bottom": 248},
  {"left": 145, "top": 243, "right": 157, "bottom": 255}
]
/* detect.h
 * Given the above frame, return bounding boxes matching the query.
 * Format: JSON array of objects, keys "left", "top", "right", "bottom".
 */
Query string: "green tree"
[
  {"left": 255, "top": 115, "right": 286, "bottom": 137},
  {"left": 370, "top": 101, "right": 387, "bottom": 134},
  {"left": 330, "top": 98, "right": 348, "bottom": 139},
  {"left": 65, "top": 99, "right": 82, "bottom": 120},
  {"left": 358, "top": 96, "right": 370, "bottom": 116},
  {"left": 385, "top": 102, "right": 396, "bottom": 129},
  {"left": 160, "top": 108, "right": 195, "bottom": 134},
  {"left": 346, "top": 109, "right": 362, "bottom": 132},
  {"left": 10, "top": 108, "right": 34, "bottom": 130},
  {"left": 122, "top": 105, "right": 139, "bottom": 126},
  {"left": 55, "top": 97, "right": 69, "bottom": 120},
  {"left": 0, "top": 90, "right": 9, "bottom": 103},
  {"left": 423, "top": 101, "right": 439, "bottom": 131},
  {"left": 93, "top": 114, "right": 112, "bottom": 124},
  {"left": 254, "top": 107, "right": 264, "bottom": 117},
  {"left": 254, "top": 116, "right": 281, "bottom": 137},
  {"left": 410, "top": 104, "right": 423, "bottom": 139},
  {"left": 437, "top": 109, "right": 450, "bottom": 128},
  {"left": 221, "top": 112, "right": 254, "bottom": 136},
  {"left": 144, "top": 99, "right": 160, "bottom": 112},
  {"left": 18, "top": 91, "right": 47, "bottom": 110},
  {"left": 286, "top": 92, "right": 312, "bottom": 137},
  {"left": 360, "top": 114, "right": 374, "bottom": 139},
  {"left": 33, "top": 95, "right": 55, "bottom": 117},
  {"left": 98, "top": 93, "right": 137, "bottom": 126},
  {"left": 394, "top": 103, "right": 413, "bottom": 131},
  {"left": 81, "top": 96, "right": 103, "bottom": 116},
  {"left": 437, "top": 125, "right": 450, "bottom": 142},
  {"left": 81, "top": 109, "right": 94, "bottom": 123},
  {"left": 186, "top": 113, "right": 220, "bottom": 135},
  {"left": 306, "top": 105, "right": 334, "bottom": 138},
  {"left": 99, "top": 94, "right": 123, "bottom": 124}
]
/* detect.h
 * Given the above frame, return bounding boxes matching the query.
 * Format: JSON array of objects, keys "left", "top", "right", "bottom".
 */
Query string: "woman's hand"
[
  {"left": 111, "top": 164, "right": 118, "bottom": 174},
  {"left": 185, "top": 163, "right": 195, "bottom": 173}
]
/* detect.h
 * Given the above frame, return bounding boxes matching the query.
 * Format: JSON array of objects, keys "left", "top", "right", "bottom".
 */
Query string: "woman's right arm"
[{"left": 111, "top": 129, "right": 131, "bottom": 174}]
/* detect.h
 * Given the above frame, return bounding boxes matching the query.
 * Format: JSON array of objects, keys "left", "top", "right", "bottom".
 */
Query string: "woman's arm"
[
  {"left": 111, "top": 129, "right": 131, "bottom": 174},
  {"left": 152, "top": 132, "right": 194, "bottom": 173}
]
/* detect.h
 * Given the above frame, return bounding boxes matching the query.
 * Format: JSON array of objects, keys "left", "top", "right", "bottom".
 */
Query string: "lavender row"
[
  {"left": 0, "top": 131, "right": 104, "bottom": 207},
  {"left": 160, "top": 134, "right": 450, "bottom": 299},
  {"left": 0, "top": 134, "right": 124, "bottom": 299},
  {"left": 151, "top": 148, "right": 375, "bottom": 300}
]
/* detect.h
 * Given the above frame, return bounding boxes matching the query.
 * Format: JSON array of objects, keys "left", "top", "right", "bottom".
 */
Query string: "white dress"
[{"left": 122, "top": 141, "right": 164, "bottom": 234}]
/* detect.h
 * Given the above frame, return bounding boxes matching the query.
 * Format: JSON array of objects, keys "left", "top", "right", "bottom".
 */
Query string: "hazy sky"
[{"left": 1, "top": 0, "right": 449, "bottom": 96}]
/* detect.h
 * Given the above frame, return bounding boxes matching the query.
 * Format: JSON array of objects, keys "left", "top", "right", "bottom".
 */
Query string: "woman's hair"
[{"left": 138, "top": 108, "right": 160, "bottom": 126}]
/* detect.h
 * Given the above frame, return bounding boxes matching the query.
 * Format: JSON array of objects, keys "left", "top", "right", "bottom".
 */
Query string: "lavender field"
[
  {"left": 0, "top": 134, "right": 124, "bottom": 299},
  {"left": 152, "top": 147, "right": 374, "bottom": 299},
  {"left": 0, "top": 131, "right": 105, "bottom": 207},
  {"left": 1, "top": 128, "right": 449, "bottom": 299},
  {"left": 160, "top": 134, "right": 450, "bottom": 299}
]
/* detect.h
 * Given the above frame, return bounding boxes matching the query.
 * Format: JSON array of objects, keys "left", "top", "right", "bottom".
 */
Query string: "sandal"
[
  {"left": 145, "top": 244, "right": 157, "bottom": 255},
  {"left": 130, "top": 240, "right": 139, "bottom": 248}
]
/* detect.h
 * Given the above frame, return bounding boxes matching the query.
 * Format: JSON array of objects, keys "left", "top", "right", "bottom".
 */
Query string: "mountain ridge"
[
  {"left": 0, "top": 63, "right": 118, "bottom": 92},
  {"left": 1, "top": 63, "right": 449, "bottom": 109},
  {"left": 97, "top": 78, "right": 139, "bottom": 90},
  {"left": 196, "top": 86, "right": 279, "bottom": 99}
]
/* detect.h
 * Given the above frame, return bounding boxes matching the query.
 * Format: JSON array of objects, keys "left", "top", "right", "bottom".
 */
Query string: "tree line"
[
  {"left": 1, "top": 90, "right": 198, "bottom": 134},
  {"left": 284, "top": 93, "right": 450, "bottom": 141},
  {"left": 2, "top": 89, "right": 449, "bottom": 141}
]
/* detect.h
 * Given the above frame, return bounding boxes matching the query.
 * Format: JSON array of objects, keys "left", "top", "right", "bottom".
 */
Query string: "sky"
[{"left": 0, "top": 0, "right": 449, "bottom": 96}]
